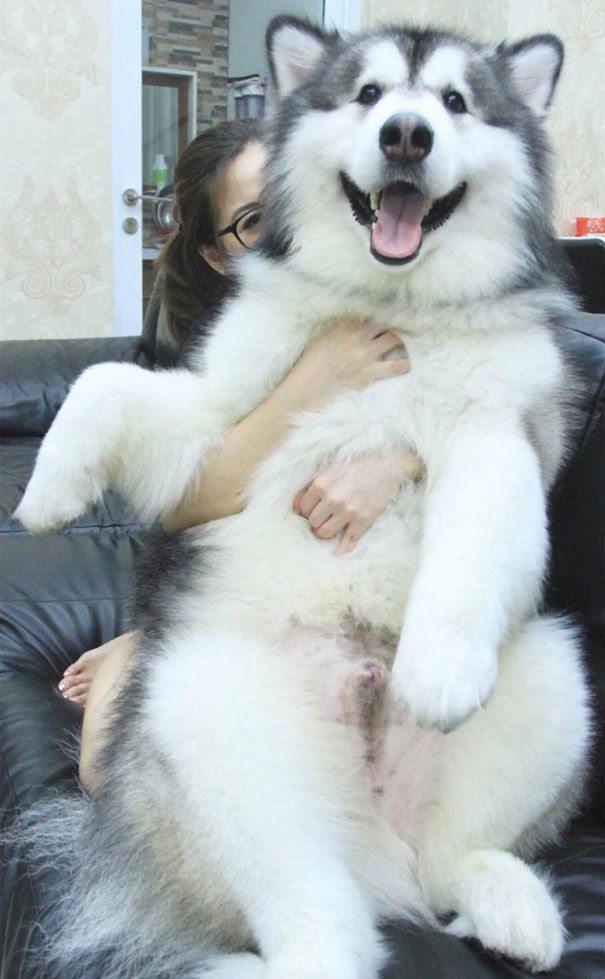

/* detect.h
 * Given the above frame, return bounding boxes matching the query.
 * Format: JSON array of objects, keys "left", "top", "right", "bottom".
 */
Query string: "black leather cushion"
[
  {"left": 1, "top": 338, "right": 154, "bottom": 978},
  {"left": 0, "top": 336, "right": 149, "bottom": 437},
  {"left": 548, "top": 315, "right": 605, "bottom": 822},
  {"left": 562, "top": 239, "right": 605, "bottom": 315},
  {"left": 0, "top": 437, "right": 141, "bottom": 534}
]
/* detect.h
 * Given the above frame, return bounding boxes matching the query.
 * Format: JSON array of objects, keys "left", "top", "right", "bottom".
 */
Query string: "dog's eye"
[
  {"left": 443, "top": 90, "right": 467, "bottom": 114},
  {"left": 356, "top": 84, "right": 382, "bottom": 106}
]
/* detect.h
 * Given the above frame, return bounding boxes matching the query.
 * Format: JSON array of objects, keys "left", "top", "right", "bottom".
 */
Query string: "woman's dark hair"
[{"left": 157, "top": 118, "right": 264, "bottom": 345}]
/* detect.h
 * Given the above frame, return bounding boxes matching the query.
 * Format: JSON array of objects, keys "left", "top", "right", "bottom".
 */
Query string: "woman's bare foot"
[{"left": 59, "top": 632, "right": 138, "bottom": 706}]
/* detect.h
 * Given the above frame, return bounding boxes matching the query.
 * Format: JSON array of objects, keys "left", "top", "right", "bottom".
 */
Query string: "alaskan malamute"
[{"left": 16, "top": 17, "right": 591, "bottom": 979}]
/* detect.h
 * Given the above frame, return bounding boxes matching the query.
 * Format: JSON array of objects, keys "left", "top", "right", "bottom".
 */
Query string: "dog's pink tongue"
[{"left": 372, "top": 186, "right": 427, "bottom": 259}]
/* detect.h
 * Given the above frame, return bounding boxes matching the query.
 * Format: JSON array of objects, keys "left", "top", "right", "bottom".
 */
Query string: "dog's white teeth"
[{"left": 370, "top": 191, "right": 380, "bottom": 217}]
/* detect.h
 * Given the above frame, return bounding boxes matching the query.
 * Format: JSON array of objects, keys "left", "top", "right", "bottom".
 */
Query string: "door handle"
[{"left": 122, "top": 187, "right": 175, "bottom": 206}]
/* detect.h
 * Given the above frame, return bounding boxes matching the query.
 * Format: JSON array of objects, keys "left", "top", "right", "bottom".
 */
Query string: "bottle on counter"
[{"left": 152, "top": 153, "right": 169, "bottom": 190}]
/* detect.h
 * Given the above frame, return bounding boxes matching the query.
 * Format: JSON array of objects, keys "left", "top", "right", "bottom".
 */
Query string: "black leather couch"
[{"left": 1, "top": 316, "right": 604, "bottom": 979}]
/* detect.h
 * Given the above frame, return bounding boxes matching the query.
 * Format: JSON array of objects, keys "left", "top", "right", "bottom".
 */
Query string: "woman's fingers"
[
  {"left": 292, "top": 487, "right": 306, "bottom": 512},
  {"left": 374, "top": 357, "right": 411, "bottom": 379},
  {"left": 294, "top": 481, "right": 354, "bottom": 538},
  {"left": 335, "top": 518, "right": 370, "bottom": 556},
  {"left": 294, "top": 483, "right": 322, "bottom": 518},
  {"left": 312, "top": 512, "right": 349, "bottom": 539},
  {"left": 359, "top": 318, "right": 390, "bottom": 340},
  {"left": 373, "top": 330, "right": 406, "bottom": 356},
  {"left": 307, "top": 497, "right": 336, "bottom": 530}
]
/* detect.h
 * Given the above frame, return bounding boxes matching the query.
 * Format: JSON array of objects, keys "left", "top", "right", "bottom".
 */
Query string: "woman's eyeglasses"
[{"left": 216, "top": 206, "right": 264, "bottom": 250}]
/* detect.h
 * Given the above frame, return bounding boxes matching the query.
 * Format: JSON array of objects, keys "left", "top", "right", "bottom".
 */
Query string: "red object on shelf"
[{"left": 576, "top": 217, "right": 605, "bottom": 236}]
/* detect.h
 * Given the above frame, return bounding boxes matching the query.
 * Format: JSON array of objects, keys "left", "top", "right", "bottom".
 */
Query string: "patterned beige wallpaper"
[
  {"left": 0, "top": 0, "right": 114, "bottom": 340},
  {"left": 362, "top": 0, "right": 604, "bottom": 234}
]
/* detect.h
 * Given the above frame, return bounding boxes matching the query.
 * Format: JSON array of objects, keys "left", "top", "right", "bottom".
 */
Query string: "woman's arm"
[
  {"left": 162, "top": 367, "right": 318, "bottom": 530},
  {"left": 163, "top": 318, "right": 411, "bottom": 532}
]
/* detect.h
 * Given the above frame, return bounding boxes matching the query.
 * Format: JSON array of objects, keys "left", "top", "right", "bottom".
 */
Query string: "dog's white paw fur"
[
  {"left": 200, "top": 953, "right": 268, "bottom": 979},
  {"left": 447, "top": 850, "right": 565, "bottom": 972},
  {"left": 393, "top": 629, "right": 498, "bottom": 732},
  {"left": 15, "top": 455, "right": 99, "bottom": 532},
  {"left": 14, "top": 363, "right": 120, "bottom": 532},
  {"left": 266, "top": 946, "right": 382, "bottom": 979}
]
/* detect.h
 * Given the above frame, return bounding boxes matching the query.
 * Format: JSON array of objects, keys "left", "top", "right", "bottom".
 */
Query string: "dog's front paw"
[
  {"left": 15, "top": 450, "right": 99, "bottom": 533},
  {"left": 392, "top": 629, "right": 497, "bottom": 732}
]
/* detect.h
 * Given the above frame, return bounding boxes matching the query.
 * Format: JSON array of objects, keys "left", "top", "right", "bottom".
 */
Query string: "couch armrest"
[
  {"left": 549, "top": 312, "right": 605, "bottom": 823},
  {"left": 0, "top": 336, "right": 152, "bottom": 437}
]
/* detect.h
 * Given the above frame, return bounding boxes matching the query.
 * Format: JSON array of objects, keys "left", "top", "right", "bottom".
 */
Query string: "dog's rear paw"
[
  {"left": 448, "top": 850, "right": 565, "bottom": 972},
  {"left": 200, "top": 953, "right": 267, "bottom": 979}
]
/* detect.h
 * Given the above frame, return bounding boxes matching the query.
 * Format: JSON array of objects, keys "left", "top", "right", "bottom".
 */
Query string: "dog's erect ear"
[
  {"left": 503, "top": 35, "right": 564, "bottom": 116},
  {"left": 266, "top": 17, "right": 335, "bottom": 97}
]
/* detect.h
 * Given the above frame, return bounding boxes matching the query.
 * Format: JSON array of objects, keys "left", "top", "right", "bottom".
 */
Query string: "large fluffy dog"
[{"left": 16, "top": 17, "right": 591, "bottom": 979}]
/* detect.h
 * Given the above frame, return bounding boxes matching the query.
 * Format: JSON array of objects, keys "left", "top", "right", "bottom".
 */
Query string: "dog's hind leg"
[
  {"left": 147, "top": 626, "right": 387, "bottom": 979},
  {"left": 415, "top": 615, "right": 590, "bottom": 972}
]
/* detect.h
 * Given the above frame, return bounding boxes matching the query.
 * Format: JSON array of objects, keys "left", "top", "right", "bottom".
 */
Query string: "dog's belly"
[
  {"left": 282, "top": 622, "right": 443, "bottom": 842},
  {"left": 197, "top": 478, "right": 423, "bottom": 638},
  {"left": 182, "top": 416, "right": 436, "bottom": 835}
]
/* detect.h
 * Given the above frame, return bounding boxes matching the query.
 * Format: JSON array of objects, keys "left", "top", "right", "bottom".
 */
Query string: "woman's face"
[{"left": 200, "top": 140, "right": 267, "bottom": 275}]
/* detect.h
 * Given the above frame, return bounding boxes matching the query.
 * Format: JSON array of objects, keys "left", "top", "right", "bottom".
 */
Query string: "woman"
[{"left": 58, "top": 119, "right": 421, "bottom": 789}]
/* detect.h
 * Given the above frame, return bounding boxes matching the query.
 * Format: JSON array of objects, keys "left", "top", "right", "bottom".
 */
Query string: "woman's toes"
[
  {"left": 58, "top": 673, "right": 81, "bottom": 693},
  {"left": 64, "top": 644, "right": 108, "bottom": 683},
  {"left": 64, "top": 648, "right": 94, "bottom": 678},
  {"left": 60, "top": 681, "right": 90, "bottom": 703}
]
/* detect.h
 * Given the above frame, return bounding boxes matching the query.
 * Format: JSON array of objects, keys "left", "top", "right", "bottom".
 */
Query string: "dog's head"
[{"left": 263, "top": 18, "right": 563, "bottom": 297}]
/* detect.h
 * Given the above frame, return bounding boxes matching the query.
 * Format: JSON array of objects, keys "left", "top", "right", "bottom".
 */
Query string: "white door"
[
  {"left": 110, "top": 0, "right": 143, "bottom": 337},
  {"left": 324, "top": 0, "right": 362, "bottom": 31},
  {"left": 107, "top": 0, "right": 362, "bottom": 339}
]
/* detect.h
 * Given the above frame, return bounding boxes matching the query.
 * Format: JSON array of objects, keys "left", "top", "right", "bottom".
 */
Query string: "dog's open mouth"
[{"left": 340, "top": 173, "right": 467, "bottom": 265}]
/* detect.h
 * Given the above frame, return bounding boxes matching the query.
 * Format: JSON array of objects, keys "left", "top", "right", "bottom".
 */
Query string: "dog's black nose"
[{"left": 379, "top": 113, "right": 434, "bottom": 161}]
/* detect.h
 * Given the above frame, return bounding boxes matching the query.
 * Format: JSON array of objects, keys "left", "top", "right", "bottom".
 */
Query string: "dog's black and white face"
[{"left": 263, "top": 18, "right": 563, "bottom": 297}]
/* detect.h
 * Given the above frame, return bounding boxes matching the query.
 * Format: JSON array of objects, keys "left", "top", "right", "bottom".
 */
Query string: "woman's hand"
[
  {"left": 288, "top": 316, "right": 410, "bottom": 411},
  {"left": 293, "top": 451, "right": 424, "bottom": 555},
  {"left": 163, "top": 317, "right": 410, "bottom": 532}
]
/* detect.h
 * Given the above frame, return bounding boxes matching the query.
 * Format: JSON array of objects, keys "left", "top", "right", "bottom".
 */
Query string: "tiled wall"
[
  {"left": 142, "top": 0, "right": 230, "bottom": 131},
  {"left": 362, "top": 0, "right": 604, "bottom": 235}
]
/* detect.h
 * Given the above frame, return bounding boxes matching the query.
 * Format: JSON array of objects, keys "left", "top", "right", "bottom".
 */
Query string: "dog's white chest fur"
[{"left": 190, "top": 288, "right": 561, "bottom": 645}]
